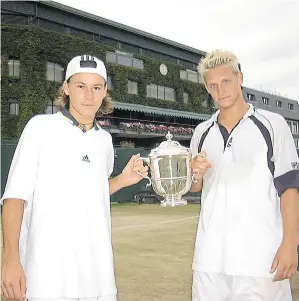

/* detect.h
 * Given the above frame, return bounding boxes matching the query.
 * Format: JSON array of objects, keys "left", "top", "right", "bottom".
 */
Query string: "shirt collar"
[
  {"left": 60, "top": 109, "right": 99, "bottom": 132},
  {"left": 211, "top": 103, "right": 255, "bottom": 123}
]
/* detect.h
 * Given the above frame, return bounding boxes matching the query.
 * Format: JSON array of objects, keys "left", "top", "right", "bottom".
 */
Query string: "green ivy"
[{"left": 1, "top": 24, "right": 213, "bottom": 138}]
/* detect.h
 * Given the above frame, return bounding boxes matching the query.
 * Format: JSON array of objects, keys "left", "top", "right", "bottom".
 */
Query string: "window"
[
  {"left": 8, "top": 59, "right": 20, "bottom": 77},
  {"left": 132, "top": 59, "right": 144, "bottom": 69},
  {"left": 9, "top": 99, "right": 19, "bottom": 116},
  {"left": 276, "top": 100, "right": 282, "bottom": 108},
  {"left": 183, "top": 92, "right": 189, "bottom": 104},
  {"left": 147, "top": 84, "right": 157, "bottom": 98},
  {"left": 180, "top": 69, "right": 202, "bottom": 83},
  {"left": 47, "top": 62, "right": 64, "bottom": 82},
  {"left": 286, "top": 120, "right": 298, "bottom": 134},
  {"left": 187, "top": 71, "right": 198, "bottom": 83},
  {"left": 288, "top": 103, "right": 294, "bottom": 110},
  {"left": 164, "top": 87, "right": 175, "bottom": 101},
  {"left": 287, "top": 120, "right": 292, "bottom": 132},
  {"left": 158, "top": 85, "right": 164, "bottom": 99},
  {"left": 106, "top": 52, "right": 116, "bottom": 63},
  {"left": 180, "top": 60, "right": 194, "bottom": 70},
  {"left": 107, "top": 76, "right": 113, "bottom": 90},
  {"left": 44, "top": 102, "right": 59, "bottom": 114},
  {"left": 292, "top": 122, "right": 299, "bottom": 134},
  {"left": 262, "top": 97, "right": 269, "bottom": 105},
  {"left": 106, "top": 51, "right": 144, "bottom": 69},
  {"left": 128, "top": 81, "right": 138, "bottom": 95},
  {"left": 294, "top": 139, "right": 299, "bottom": 149},
  {"left": 146, "top": 84, "right": 175, "bottom": 101},
  {"left": 180, "top": 70, "right": 187, "bottom": 80},
  {"left": 247, "top": 93, "right": 256, "bottom": 102},
  {"left": 117, "top": 55, "right": 133, "bottom": 67}
]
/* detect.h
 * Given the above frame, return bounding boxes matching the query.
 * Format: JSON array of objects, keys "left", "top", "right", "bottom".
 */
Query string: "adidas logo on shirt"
[{"left": 82, "top": 155, "right": 90, "bottom": 163}]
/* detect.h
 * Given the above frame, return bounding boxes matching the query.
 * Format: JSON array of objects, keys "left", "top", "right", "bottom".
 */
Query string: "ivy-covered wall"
[{"left": 1, "top": 25, "right": 212, "bottom": 139}]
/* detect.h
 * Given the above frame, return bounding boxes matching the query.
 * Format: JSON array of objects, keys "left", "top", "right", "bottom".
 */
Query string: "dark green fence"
[
  {"left": 110, "top": 147, "right": 153, "bottom": 203},
  {"left": 1, "top": 140, "right": 200, "bottom": 203},
  {"left": 1, "top": 140, "right": 19, "bottom": 195}
]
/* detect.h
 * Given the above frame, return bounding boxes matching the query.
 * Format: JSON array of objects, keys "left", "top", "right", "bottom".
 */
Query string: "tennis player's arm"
[
  {"left": 189, "top": 130, "right": 205, "bottom": 193},
  {"left": 1, "top": 199, "right": 25, "bottom": 259},
  {"left": 280, "top": 189, "right": 299, "bottom": 246},
  {"left": 190, "top": 175, "right": 204, "bottom": 192},
  {"left": 109, "top": 174, "right": 127, "bottom": 195},
  {"left": 190, "top": 153, "right": 211, "bottom": 192}
]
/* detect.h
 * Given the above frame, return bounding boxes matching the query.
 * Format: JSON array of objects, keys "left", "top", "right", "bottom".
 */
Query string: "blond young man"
[
  {"left": 190, "top": 50, "right": 299, "bottom": 300},
  {"left": 1, "top": 55, "right": 148, "bottom": 301}
]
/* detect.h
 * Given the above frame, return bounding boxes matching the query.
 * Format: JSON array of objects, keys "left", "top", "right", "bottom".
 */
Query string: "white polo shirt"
[
  {"left": 1, "top": 111, "right": 117, "bottom": 298},
  {"left": 190, "top": 103, "right": 299, "bottom": 278}
]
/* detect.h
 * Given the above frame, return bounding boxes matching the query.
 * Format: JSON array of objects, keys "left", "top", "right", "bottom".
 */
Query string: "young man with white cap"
[
  {"left": 190, "top": 49, "right": 299, "bottom": 301},
  {"left": 1, "top": 54, "right": 148, "bottom": 301}
]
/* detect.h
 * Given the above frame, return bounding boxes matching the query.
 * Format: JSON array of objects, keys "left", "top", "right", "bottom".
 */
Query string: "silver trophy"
[{"left": 135, "top": 132, "right": 198, "bottom": 207}]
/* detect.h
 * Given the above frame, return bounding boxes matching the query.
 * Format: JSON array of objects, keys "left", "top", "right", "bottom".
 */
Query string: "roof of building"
[
  {"left": 112, "top": 101, "right": 210, "bottom": 121},
  {"left": 35, "top": 0, "right": 206, "bottom": 57}
]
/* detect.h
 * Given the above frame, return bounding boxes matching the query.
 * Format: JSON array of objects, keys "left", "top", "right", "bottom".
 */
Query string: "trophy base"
[{"left": 160, "top": 196, "right": 188, "bottom": 207}]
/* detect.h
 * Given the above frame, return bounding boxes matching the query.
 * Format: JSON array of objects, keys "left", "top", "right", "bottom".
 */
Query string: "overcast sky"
[{"left": 56, "top": 0, "right": 299, "bottom": 103}]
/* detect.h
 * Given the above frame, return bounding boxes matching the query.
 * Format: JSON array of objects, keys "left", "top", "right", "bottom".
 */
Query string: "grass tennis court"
[
  {"left": 111, "top": 203, "right": 299, "bottom": 301},
  {"left": 1, "top": 203, "right": 299, "bottom": 301}
]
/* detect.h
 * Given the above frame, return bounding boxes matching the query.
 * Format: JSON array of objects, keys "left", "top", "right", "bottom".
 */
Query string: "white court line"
[{"left": 113, "top": 215, "right": 199, "bottom": 231}]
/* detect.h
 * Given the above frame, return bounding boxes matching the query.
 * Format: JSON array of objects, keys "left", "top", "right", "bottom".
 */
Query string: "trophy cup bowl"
[{"left": 135, "top": 132, "right": 198, "bottom": 207}]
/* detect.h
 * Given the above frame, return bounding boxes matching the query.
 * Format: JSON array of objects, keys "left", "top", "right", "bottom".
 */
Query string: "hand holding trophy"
[{"left": 134, "top": 132, "right": 198, "bottom": 207}]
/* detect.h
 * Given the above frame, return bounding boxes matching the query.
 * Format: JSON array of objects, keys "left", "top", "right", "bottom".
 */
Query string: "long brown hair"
[{"left": 54, "top": 82, "right": 114, "bottom": 116}]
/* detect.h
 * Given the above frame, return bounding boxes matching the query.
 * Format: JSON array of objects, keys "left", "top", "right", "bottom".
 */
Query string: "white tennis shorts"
[{"left": 192, "top": 271, "right": 293, "bottom": 301}]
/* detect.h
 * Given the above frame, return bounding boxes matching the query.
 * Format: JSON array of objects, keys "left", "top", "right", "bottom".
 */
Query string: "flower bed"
[
  {"left": 119, "top": 122, "right": 194, "bottom": 135},
  {"left": 98, "top": 119, "right": 111, "bottom": 127}
]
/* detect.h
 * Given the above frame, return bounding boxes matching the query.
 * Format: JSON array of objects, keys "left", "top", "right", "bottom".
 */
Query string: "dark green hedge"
[{"left": 1, "top": 25, "right": 213, "bottom": 138}]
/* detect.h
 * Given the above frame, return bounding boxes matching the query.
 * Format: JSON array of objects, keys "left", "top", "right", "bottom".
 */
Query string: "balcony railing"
[
  {"left": 97, "top": 117, "right": 195, "bottom": 137},
  {"left": 119, "top": 122, "right": 194, "bottom": 136}
]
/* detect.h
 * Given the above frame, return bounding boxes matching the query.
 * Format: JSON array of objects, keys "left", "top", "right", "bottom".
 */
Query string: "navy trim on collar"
[
  {"left": 60, "top": 109, "right": 99, "bottom": 132},
  {"left": 212, "top": 103, "right": 254, "bottom": 124}
]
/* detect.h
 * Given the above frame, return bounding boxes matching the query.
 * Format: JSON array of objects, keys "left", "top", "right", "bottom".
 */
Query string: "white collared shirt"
[
  {"left": 190, "top": 104, "right": 299, "bottom": 277},
  {"left": 1, "top": 112, "right": 117, "bottom": 298}
]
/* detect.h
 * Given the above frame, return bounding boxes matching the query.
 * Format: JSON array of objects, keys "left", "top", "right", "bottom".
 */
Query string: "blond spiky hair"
[{"left": 197, "top": 49, "right": 241, "bottom": 84}]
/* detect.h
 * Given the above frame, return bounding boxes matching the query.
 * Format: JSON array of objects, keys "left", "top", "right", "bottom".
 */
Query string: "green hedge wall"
[{"left": 1, "top": 25, "right": 213, "bottom": 138}]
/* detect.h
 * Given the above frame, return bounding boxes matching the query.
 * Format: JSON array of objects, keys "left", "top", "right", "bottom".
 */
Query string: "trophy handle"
[
  {"left": 191, "top": 153, "right": 206, "bottom": 183},
  {"left": 191, "top": 172, "right": 200, "bottom": 183},
  {"left": 135, "top": 157, "right": 152, "bottom": 187}
]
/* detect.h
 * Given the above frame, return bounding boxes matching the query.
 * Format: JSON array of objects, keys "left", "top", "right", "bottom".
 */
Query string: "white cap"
[{"left": 65, "top": 55, "right": 107, "bottom": 82}]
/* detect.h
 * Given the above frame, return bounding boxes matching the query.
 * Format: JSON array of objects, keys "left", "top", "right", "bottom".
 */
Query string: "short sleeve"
[
  {"left": 273, "top": 117, "right": 299, "bottom": 197},
  {"left": 190, "top": 131, "right": 200, "bottom": 157},
  {"left": 190, "top": 123, "right": 212, "bottom": 157},
  {"left": 1, "top": 117, "right": 40, "bottom": 206},
  {"left": 107, "top": 138, "right": 114, "bottom": 177}
]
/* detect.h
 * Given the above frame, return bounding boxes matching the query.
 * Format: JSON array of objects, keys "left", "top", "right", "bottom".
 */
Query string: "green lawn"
[
  {"left": 111, "top": 203, "right": 299, "bottom": 301},
  {"left": 2, "top": 203, "right": 299, "bottom": 301}
]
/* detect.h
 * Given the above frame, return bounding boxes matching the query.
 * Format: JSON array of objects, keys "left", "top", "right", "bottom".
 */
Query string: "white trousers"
[
  {"left": 28, "top": 297, "right": 116, "bottom": 301},
  {"left": 192, "top": 271, "right": 293, "bottom": 301}
]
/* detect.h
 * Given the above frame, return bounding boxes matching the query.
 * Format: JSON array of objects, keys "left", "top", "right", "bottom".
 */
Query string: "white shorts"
[
  {"left": 28, "top": 297, "right": 116, "bottom": 301},
  {"left": 192, "top": 271, "right": 293, "bottom": 301}
]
